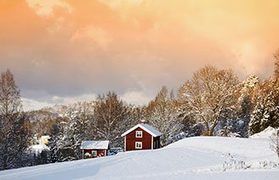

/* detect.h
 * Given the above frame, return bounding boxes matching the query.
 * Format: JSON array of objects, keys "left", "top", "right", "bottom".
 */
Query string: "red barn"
[
  {"left": 80, "top": 140, "right": 109, "bottom": 159},
  {"left": 121, "top": 123, "right": 162, "bottom": 151}
]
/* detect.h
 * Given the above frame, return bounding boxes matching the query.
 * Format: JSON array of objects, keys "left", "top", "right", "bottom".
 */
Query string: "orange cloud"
[
  {"left": 26, "top": 0, "right": 72, "bottom": 17},
  {"left": 0, "top": 0, "right": 279, "bottom": 109}
]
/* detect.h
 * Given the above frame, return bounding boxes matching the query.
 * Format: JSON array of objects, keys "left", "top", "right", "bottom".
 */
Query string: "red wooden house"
[
  {"left": 121, "top": 122, "right": 162, "bottom": 151},
  {"left": 80, "top": 140, "right": 109, "bottom": 159}
]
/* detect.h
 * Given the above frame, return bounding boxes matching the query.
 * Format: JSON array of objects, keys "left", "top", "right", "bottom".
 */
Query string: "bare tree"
[
  {"left": 93, "top": 92, "right": 133, "bottom": 147},
  {"left": 178, "top": 66, "right": 239, "bottom": 136},
  {"left": 0, "top": 70, "right": 30, "bottom": 170},
  {"left": 145, "top": 86, "right": 182, "bottom": 145}
]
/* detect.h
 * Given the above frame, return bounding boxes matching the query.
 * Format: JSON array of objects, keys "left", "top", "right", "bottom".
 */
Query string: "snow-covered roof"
[
  {"left": 30, "top": 144, "right": 50, "bottom": 155},
  {"left": 121, "top": 123, "right": 162, "bottom": 137},
  {"left": 39, "top": 135, "right": 50, "bottom": 145},
  {"left": 80, "top": 141, "right": 109, "bottom": 150}
]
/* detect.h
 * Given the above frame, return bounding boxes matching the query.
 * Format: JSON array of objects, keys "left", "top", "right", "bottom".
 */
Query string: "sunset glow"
[{"left": 0, "top": 0, "right": 279, "bottom": 110}]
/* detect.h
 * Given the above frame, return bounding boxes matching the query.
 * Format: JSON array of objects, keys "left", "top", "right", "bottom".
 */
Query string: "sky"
[{"left": 0, "top": 0, "right": 278, "bottom": 111}]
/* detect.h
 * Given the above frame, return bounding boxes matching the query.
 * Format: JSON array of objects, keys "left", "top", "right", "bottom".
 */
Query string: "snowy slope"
[
  {"left": 0, "top": 136, "right": 278, "bottom": 180},
  {"left": 250, "top": 126, "right": 278, "bottom": 139}
]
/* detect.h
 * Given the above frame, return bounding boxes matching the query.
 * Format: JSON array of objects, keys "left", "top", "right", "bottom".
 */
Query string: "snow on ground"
[
  {"left": 250, "top": 126, "right": 278, "bottom": 139},
  {"left": 0, "top": 135, "right": 279, "bottom": 180}
]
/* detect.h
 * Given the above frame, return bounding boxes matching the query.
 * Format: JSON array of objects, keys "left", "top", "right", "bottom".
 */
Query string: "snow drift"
[
  {"left": 250, "top": 126, "right": 278, "bottom": 139},
  {"left": 0, "top": 135, "right": 278, "bottom": 180}
]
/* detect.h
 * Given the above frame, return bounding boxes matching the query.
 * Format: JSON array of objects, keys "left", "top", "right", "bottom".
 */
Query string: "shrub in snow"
[
  {"left": 257, "top": 161, "right": 279, "bottom": 169},
  {"left": 220, "top": 153, "right": 279, "bottom": 172},
  {"left": 221, "top": 154, "right": 251, "bottom": 171}
]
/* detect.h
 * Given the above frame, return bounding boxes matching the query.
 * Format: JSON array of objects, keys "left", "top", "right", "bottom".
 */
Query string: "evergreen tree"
[
  {"left": 48, "top": 123, "right": 64, "bottom": 163},
  {"left": 249, "top": 79, "right": 279, "bottom": 135},
  {"left": 234, "top": 75, "right": 259, "bottom": 137}
]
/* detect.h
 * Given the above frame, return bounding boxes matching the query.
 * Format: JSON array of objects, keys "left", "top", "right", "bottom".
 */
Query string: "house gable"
[
  {"left": 121, "top": 123, "right": 162, "bottom": 137},
  {"left": 125, "top": 127, "right": 152, "bottom": 151}
]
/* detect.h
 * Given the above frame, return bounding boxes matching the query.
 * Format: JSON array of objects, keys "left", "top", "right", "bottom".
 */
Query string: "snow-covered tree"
[
  {"left": 0, "top": 70, "right": 31, "bottom": 170},
  {"left": 144, "top": 86, "right": 182, "bottom": 145},
  {"left": 249, "top": 79, "right": 279, "bottom": 135},
  {"left": 61, "top": 102, "right": 94, "bottom": 161},
  {"left": 233, "top": 75, "right": 259, "bottom": 137},
  {"left": 93, "top": 92, "right": 132, "bottom": 147},
  {"left": 48, "top": 122, "right": 64, "bottom": 163},
  {"left": 248, "top": 50, "right": 279, "bottom": 134},
  {"left": 178, "top": 66, "right": 239, "bottom": 136}
]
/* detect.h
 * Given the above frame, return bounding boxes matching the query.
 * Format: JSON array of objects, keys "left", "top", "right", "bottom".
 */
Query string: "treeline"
[{"left": 0, "top": 53, "right": 279, "bottom": 170}]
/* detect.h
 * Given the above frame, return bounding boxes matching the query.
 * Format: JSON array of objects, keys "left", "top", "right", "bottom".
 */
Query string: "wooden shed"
[
  {"left": 121, "top": 122, "right": 162, "bottom": 151},
  {"left": 80, "top": 140, "right": 109, "bottom": 159}
]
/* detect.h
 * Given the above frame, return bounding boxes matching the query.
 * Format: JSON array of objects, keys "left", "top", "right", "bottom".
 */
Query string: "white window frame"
[
  {"left": 135, "top": 142, "right": 142, "bottom": 149},
  {"left": 135, "top": 130, "right": 143, "bottom": 138}
]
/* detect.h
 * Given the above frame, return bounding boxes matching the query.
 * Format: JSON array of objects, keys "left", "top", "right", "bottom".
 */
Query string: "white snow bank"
[
  {"left": 1, "top": 136, "right": 278, "bottom": 180},
  {"left": 166, "top": 136, "right": 275, "bottom": 159},
  {"left": 30, "top": 144, "right": 50, "bottom": 155},
  {"left": 250, "top": 126, "right": 278, "bottom": 139}
]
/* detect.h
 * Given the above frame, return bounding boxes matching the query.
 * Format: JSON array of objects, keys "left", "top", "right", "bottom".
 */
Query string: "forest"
[{"left": 0, "top": 53, "right": 278, "bottom": 170}]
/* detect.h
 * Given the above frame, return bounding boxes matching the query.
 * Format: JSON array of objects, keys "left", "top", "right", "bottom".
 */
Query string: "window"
[
  {"left": 135, "top": 142, "right": 142, "bottom": 149},
  {"left": 91, "top": 150, "right": 97, "bottom": 157},
  {"left": 136, "top": 131, "right": 143, "bottom": 138}
]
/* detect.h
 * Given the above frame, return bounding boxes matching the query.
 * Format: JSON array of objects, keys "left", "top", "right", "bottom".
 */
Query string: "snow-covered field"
[{"left": 1, "top": 134, "right": 279, "bottom": 179}]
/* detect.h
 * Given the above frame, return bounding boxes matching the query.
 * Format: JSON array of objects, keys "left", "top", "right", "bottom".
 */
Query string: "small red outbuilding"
[
  {"left": 121, "top": 122, "right": 162, "bottom": 151},
  {"left": 80, "top": 140, "right": 109, "bottom": 159}
]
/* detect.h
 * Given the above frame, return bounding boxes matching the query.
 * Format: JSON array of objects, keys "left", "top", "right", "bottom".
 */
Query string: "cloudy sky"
[{"left": 0, "top": 0, "right": 278, "bottom": 110}]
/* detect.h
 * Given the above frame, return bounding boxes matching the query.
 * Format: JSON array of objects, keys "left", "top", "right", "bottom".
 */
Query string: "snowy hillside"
[
  {"left": 0, "top": 136, "right": 279, "bottom": 180},
  {"left": 250, "top": 126, "right": 278, "bottom": 139}
]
